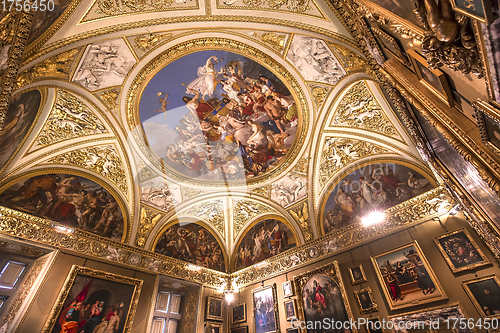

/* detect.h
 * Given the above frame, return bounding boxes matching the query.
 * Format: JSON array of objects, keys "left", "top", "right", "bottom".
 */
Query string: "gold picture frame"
[
  {"left": 293, "top": 262, "right": 356, "bottom": 332},
  {"left": 434, "top": 228, "right": 491, "bottom": 273},
  {"left": 462, "top": 274, "right": 500, "bottom": 319},
  {"left": 473, "top": 99, "right": 500, "bottom": 157},
  {"left": 252, "top": 283, "right": 280, "bottom": 333},
  {"left": 282, "top": 280, "right": 295, "bottom": 298},
  {"left": 353, "top": 287, "right": 378, "bottom": 314},
  {"left": 206, "top": 296, "right": 223, "bottom": 321},
  {"left": 348, "top": 264, "right": 367, "bottom": 285},
  {"left": 371, "top": 27, "right": 411, "bottom": 68},
  {"left": 232, "top": 303, "right": 246, "bottom": 324},
  {"left": 366, "top": 316, "right": 384, "bottom": 333},
  {"left": 284, "top": 299, "right": 297, "bottom": 321},
  {"left": 370, "top": 241, "right": 447, "bottom": 310},
  {"left": 450, "top": 0, "right": 497, "bottom": 24},
  {"left": 407, "top": 49, "right": 454, "bottom": 107},
  {"left": 41, "top": 265, "right": 143, "bottom": 333}
]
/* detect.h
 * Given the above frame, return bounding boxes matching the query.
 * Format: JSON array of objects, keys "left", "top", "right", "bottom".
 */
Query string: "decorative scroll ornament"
[
  {"left": 251, "top": 32, "right": 287, "bottom": 52},
  {"left": 319, "top": 137, "right": 389, "bottom": 188},
  {"left": 16, "top": 49, "right": 80, "bottom": 89},
  {"left": 288, "top": 200, "right": 312, "bottom": 241},
  {"left": 330, "top": 43, "right": 367, "bottom": 73},
  {"left": 179, "top": 291, "right": 198, "bottom": 333},
  {"left": 182, "top": 187, "right": 207, "bottom": 200},
  {"left": 411, "top": 0, "right": 484, "bottom": 77},
  {"left": 46, "top": 144, "right": 128, "bottom": 195},
  {"left": 233, "top": 199, "right": 277, "bottom": 239},
  {"left": 229, "top": 0, "right": 312, "bottom": 12},
  {"left": 178, "top": 199, "right": 225, "bottom": 236},
  {"left": 333, "top": 81, "right": 398, "bottom": 137},
  {"left": 33, "top": 91, "right": 107, "bottom": 151},
  {"left": 136, "top": 206, "right": 164, "bottom": 247}
]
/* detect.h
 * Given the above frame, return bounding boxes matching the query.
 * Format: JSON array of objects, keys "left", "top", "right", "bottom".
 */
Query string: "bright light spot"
[
  {"left": 361, "top": 211, "right": 385, "bottom": 227},
  {"left": 224, "top": 290, "right": 234, "bottom": 303},
  {"left": 54, "top": 225, "right": 74, "bottom": 234},
  {"left": 186, "top": 264, "right": 201, "bottom": 272},
  {"left": 255, "top": 260, "right": 268, "bottom": 268},
  {"left": 449, "top": 204, "right": 460, "bottom": 216}
]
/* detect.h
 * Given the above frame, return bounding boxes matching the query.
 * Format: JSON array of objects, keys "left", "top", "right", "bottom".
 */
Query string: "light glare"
[{"left": 362, "top": 211, "right": 385, "bottom": 226}]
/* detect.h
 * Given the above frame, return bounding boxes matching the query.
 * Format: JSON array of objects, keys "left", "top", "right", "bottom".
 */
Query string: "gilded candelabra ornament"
[
  {"left": 98, "top": 89, "right": 120, "bottom": 111},
  {"left": 136, "top": 206, "right": 164, "bottom": 247},
  {"left": 288, "top": 201, "right": 313, "bottom": 241}
]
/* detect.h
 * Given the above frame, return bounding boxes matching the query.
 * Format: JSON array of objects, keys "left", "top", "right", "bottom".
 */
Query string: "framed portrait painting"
[
  {"left": 434, "top": 228, "right": 490, "bottom": 273},
  {"left": 252, "top": 283, "right": 280, "bottom": 333},
  {"left": 473, "top": 99, "right": 500, "bottom": 157},
  {"left": 293, "top": 262, "right": 355, "bottom": 333},
  {"left": 206, "top": 296, "right": 223, "bottom": 321},
  {"left": 462, "top": 275, "right": 500, "bottom": 319},
  {"left": 284, "top": 299, "right": 297, "bottom": 321},
  {"left": 407, "top": 49, "right": 454, "bottom": 107},
  {"left": 370, "top": 241, "right": 447, "bottom": 310},
  {"left": 366, "top": 317, "right": 384, "bottom": 333},
  {"left": 232, "top": 303, "right": 246, "bottom": 324},
  {"left": 282, "top": 281, "right": 294, "bottom": 298},
  {"left": 348, "top": 264, "right": 367, "bottom": 285},
  {"left": 41, "top": 265, "right": 143, "bottom": 333},
  {"left": 353, "top": 288, "right": 378, "bottom": 314},
  {"left": 231, "top": 327, "right": 249, "bottom": 333}
]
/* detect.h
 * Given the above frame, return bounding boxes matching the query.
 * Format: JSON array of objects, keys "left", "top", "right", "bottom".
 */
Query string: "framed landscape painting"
[
  {"left": 371, "top": 241, "right": 447, "bottom": 310},
  {"left": 252, "top": 283, "right": 280, "bottom": 333},
  {"left": 41, "top": 265, "right": 143, "bottom": 333},
  {"left": 434, "top": 228, "right": 490, "bottom": 273}
]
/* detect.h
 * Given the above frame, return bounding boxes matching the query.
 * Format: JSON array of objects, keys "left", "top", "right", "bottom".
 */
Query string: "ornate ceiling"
[{"left": 0, "top": 0, "right": 444, "bottom": 274}]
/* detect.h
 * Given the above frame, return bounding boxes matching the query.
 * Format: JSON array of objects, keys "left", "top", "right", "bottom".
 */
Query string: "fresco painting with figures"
[
  {"left": 139, "top": 50, "right": 299, "bottom": 182},
  {"left": 154, "top": 222, "right": 225, "bottom": 272},
  {"left": 234, "top": 219, "right": 296, "bottom": 271},
  {"left": 0, "top": 174, "right": 124, "bottom": 241},
  {"left": 323, "top": 163, "right": 434, "bottom": 234}
]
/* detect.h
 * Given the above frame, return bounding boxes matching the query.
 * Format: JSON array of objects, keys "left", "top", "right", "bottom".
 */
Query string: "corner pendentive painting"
[
  {"left": 0, "top": 89, "right": 42, "bottom": 171},
  {"left": 322, "top": 162, "right": 435, "bottom": 234},
  {"left": 0, "top": 174, "right": 125, "bottom": 241},
  {"left": 42, "top": 265, "right": 142, "bottom": 333},
  {"left": 154, "top": 222, "right": 225, "bottom": 272},
  {"left": 371, "top": 242, "right": 447, "bottom": 310},
  {"left": 139, "top": 50, "right": 299, "bottom": 182},
  {"left": 234, "top": 218, "right": 296, "bottom": 271}
]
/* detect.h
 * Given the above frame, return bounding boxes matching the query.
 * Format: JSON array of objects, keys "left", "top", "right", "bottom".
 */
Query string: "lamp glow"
[
  {"left": 224, "top": 290, "right": 234, "bottom": 303},
  {"left": 361, "top": 211, "right": 385, "bottom": 227}
]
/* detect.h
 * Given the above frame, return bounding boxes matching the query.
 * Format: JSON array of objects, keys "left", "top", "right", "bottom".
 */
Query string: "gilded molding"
[
  {"left": 136, "top": 205, "right": 165, "bottom": 247},
  {"left": 250, "top": 186, "right": 269, "bottom": 198},
  {"left": 0, "top": 11, "right": 33, "bottom": 132},
  {"left": 0, "top": 240, "right": 49, "bottom": 258},
  {"left": 329, "top": 42, "right": 367, "bottom": 73},
  {"left": 45, "top": 144, "right": 128, "bottom": 196},
  {"left": 251, "top": 32, "right": 287, "bottom": 53},
  {"left": 216, "top": 0, "right": 325, "bottom": 18},
  {"left": 0, "top": 206, "right": 228, "bottom": 288},
  {"left": 233, "top": 199, "right": 278, "bottom": 239},
  {"left": 95, "top": 88, "right": 121, "bottom": 112},
  {"left": 182, "top": 187, "right": 208, "bottom": 200},
  {"left": 30, "top": 90, "right": 107, "bottom": 153},
  {"left": 16, "top": 49, "right": 81, "bottom": 90},
  {"left": 177, "top": 199, "right": 225, "bottom": 236},
  {"left": 179, "top": 291, "right": 198, "bottom": 333},
  {"left": 231, "top": 187, "right": 451, "bottom": 287},
  {"left": 126, "top": 32, "right": 173, "bottom": 59},
  {"left": 288, "top": 199, "right": 312, "bottom": 242}
]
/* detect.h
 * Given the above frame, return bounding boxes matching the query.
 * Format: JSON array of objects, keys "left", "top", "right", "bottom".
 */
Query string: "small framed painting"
[
  {"left": 348, "top": 264, "right": 367, "bottom": 285},
  {"left": 284, "top": 299, "right": 297, "bottom": 321},
  {"left": 205, "top": 322, "right": 223, "bottom": 333},
  {"left": 282, "top": 280, "right": 294, "bottom": 298},
  {"left": 366, "top": 316, "right": 384, "bottom": 333},
  {"left": 407, "top": 49, "right": 454, "bottom": 108},
  {"left": 434, "top": 228, "right": 490, "bottom": 273},
  {"left": 231, "top": 327, "right": 249, "bottom": 333},
  {"left": 232, "top": 303, "right": 246, "bottom": 324},
  {"left": 252, "top": 283, "right": 280, "bottom": 333},
  {"left": 474, "top": 99, "right": 500, "bottom": 157},
  {"left": 206, "top": 296, "right": 223, "bottom": 321},
  {"left": 462, "top": 274, "right": 500, "bottom": 318},
  {"left": 450, "top": 0, "right": 497, "bottom": 24},
  {"left": 286, "top": 328, "right": 299, "bottom": 333},
  {"left": 371, "top": 27, "right": 411, "bottom": 68},
  {"left": 353, "top": 287, "right": 378, "bottom": 314}
]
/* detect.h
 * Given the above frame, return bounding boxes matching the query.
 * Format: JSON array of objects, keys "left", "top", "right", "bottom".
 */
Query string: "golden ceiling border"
[
  {"left": 126, "top": 37, "right": 309, "bottom": 187},
  {"left": 0, "top": 206, "right": 229, "bottom": 288},
  {"left": 0, "top": 87, "right": 48, "bottom": 177},
  {"left": 22, "top": 15, "right": 357, "bottom": 66},
  {"left": 0, "top": 167, "right": 131, "bottom": 244},
  {"left": 214, "top": 0, "right": 328, "bottom": 20}
]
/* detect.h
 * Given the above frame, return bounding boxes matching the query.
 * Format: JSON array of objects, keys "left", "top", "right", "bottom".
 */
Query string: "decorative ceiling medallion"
[
  {"left": 72, "top": 38, "right": 136, "bottom": 92},
  {"left": 80, "top": 0, "right": 198, "bottom": 23},
  {"left": 28, "top": 90, "right": 107, "bottom": 154},
  {"left": 128, "top": 38, "right": 309, "bottom": 187}
]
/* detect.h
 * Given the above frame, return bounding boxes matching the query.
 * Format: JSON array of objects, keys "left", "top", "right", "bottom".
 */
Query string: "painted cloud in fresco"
[
  {"left": 73, "top": 38, "right": 136, "bottom": 91},
  {"left": 287, "top": 35, "right": 346, "bottom": 85}
]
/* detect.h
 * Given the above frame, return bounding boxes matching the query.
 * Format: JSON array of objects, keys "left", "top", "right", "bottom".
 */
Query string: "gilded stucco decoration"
[
  {"left": 45, "top": 144, "right": 128, "bottom": 196},
  {"left": 319, "top": 136, "right": 389, "bottom": 188},
  {"left": 288, "top": 199, "right": 313, "bottom": 241},
  {"left": 292, "top": 157, "right": 308, "bottom": 175},
  {"left": 332, "top": 81, "right": 399, "bottom": 137},
  {"left": 182, "top": 187, "right": 208, "bottom": 200},
  {"left": 0, "top": 240, "right": 49, "bottom": 258},
  {"left": 140, "top": 178, "right": 181, "bottom": 213},
  {"left": 310, "top": 85, "right": 331, "bottom": 111},
  {"left": 270, "top": 173, "right": 307, "bottom": 208},
  {"left": 29, "top": 90, "right": 107, "bottom": 153},
  {"left": 126, "top": 32, "right": 173, "bottom": 59},
  {"left": 72, "top": 39, "right": 136, "bottom": 92},
  {"left": 179, "top": 291, "right": 198, "bottom": 333},
  {"left": 177, "top": 199, "right": 225, "bottom": 236},
  {"left": 217, "top": 0, "right": 325, "bottom": 18},
  {"left": 330, "top": 42, "right": 367, "bottom": 73},
  {"left": 16, "top": 49, "right": 80, "bottom": 90},
  {"left": 95, "top": 88, "right": 120, "bottom": 112},
  {"left": 136, "top": 205, "right": 165, "bottom": 247},
  {"left": 233, "top": 199, "right": 278, "bottom": 239},
  {"left": 251, "top": 32, "right": 288, "bottom": 53},
  {"left": 251, "top": 186, "right": 269, "bottom": 198},
  {"left": 80, "top": 0, "right": 198, "bottom": 23}
]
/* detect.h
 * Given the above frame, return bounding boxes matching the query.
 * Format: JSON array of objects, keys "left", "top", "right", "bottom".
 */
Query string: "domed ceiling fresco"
[{"left": 139, "top": 50, "right": 299, "bottom": 182}]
